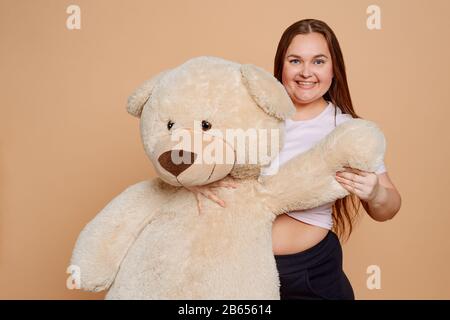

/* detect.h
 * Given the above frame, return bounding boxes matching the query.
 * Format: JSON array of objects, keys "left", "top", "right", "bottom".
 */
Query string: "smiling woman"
[{"left": 269, "top": 19, "right": 401, "bottom": 300}]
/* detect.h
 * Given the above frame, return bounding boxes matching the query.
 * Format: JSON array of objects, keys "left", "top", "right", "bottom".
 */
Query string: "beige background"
[{"left": 1, "top": 0, "right": 449, "bottom": 299}]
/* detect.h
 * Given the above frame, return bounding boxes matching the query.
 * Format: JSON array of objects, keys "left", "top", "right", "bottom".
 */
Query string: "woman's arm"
[
  {"left": 361, "top": 172, "right": 401, "bottom": 221},
  {"left": 335, "top": 169, "right": 401, "bottom": 221}
]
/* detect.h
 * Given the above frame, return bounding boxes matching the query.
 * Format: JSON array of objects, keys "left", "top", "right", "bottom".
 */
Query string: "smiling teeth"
[{"left": 297, "top": 81, "right": 315, "bottom": 85}]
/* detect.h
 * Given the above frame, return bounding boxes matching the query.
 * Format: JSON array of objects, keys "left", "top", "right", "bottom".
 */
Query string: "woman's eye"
[
  {"left": 289, "top": 59, "right": 300, "bottom": 64},
  {"left": 167, "top": 120, "right": 174, "bottom": 130},
  {"left": 201, "top": 120, "right": 212, "bottom": 131},
  {"left": 314, "top": 59, "right": 325, "bottom": 65}
]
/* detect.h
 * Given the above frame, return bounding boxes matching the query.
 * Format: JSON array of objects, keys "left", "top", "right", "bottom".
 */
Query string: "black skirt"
[{"left": 274, "top": 231, "right": 355, "bottom": 300}]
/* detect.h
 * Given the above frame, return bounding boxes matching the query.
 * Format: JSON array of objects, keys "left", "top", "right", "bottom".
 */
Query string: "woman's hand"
[
  {"left": 185, "top": 179, "right": 239, "bottom": 215},
  {"left": 335, "top": 166, "right": 380, "bottom": 202}
]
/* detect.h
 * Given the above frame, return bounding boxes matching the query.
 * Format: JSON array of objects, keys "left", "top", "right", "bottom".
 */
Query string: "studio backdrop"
[{"left": 1, "top": 0, "right": 449, "bottom": 299}]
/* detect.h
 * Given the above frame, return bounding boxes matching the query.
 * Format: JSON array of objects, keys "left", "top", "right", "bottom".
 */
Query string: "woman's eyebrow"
[{"left": 286, "top": 54, "right": 329, "bottom": 59}]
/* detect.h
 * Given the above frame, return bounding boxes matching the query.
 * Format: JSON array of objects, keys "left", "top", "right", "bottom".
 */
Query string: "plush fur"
[{"left": 70, "top": 56, "right": 385, "bottom": 299}]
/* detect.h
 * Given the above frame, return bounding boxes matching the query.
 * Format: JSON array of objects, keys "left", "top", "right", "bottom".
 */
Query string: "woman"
[{"left": 188, "top": 19, "right": 401, "bottom": 299}]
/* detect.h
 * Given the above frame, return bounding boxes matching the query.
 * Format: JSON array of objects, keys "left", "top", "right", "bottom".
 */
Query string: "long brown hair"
[{"left": 274, "top": 19, "right": 362, "bottom": 241}]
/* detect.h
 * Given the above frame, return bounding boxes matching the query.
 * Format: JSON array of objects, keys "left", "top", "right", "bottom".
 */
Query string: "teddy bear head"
[{"left": 127, "top": 56, "right": 294, "bottom": 187}]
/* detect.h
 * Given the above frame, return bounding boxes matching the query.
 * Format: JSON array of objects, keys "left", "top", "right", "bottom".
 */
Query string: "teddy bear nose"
[{"left": 158, "top": 150, "right": 197, "bottom": 177}]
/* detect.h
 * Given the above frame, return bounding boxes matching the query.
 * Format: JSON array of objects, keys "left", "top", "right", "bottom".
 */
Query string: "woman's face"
[{"left": 281, "top": 32, "right": 334, "bottom": 107}]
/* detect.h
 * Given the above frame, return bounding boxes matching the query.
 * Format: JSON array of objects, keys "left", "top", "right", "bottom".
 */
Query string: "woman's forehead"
[{"left": 286, "top": 33, "right": 330, "bottom": 57}]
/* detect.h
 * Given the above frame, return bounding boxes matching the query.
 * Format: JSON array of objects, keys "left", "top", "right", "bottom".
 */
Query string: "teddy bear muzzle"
[
  {"left": 158, "top": 150, "right": 197, "bottom": 176},
  {"left": 151, "top": 129, "right": 235, "bottom": 187}
]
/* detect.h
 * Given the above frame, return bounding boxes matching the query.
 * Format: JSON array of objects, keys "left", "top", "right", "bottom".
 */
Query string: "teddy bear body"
[
  {"left": 70, "top": 56, "right": 385, "bottom": 299},
  {"left": 104, "top": 179, "right": 278, "bottom": 299}
]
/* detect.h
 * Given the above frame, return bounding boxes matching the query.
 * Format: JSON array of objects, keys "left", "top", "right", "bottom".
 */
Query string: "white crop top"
[{"left": 261, "top": 101, "right": 386, "bottom": 230}]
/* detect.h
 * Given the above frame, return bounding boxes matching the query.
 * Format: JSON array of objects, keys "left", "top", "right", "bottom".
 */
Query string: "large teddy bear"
[{"left": 70, "top": 56, "right": 385, "bottom": 299}]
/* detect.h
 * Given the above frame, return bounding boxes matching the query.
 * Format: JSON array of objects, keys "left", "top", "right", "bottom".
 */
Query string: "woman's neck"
[{"left": 291, "top": 98, "right": 328, "bottom": 121}]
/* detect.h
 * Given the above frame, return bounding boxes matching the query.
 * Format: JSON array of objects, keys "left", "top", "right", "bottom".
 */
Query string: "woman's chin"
[{"left": 294, "top": 95, "right": 317, "bottom": 105}]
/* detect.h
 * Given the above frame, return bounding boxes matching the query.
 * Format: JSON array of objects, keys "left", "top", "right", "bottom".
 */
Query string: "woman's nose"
[{"left": 299, "top": 63, "right": 313, "bottom": 78}]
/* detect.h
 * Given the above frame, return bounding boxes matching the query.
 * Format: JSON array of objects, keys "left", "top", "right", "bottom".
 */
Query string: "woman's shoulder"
[{"left": 331, "top": 102, "right": 354, "bottom": 126}]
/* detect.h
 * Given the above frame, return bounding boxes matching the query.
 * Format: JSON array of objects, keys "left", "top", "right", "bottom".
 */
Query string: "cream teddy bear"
[{"left": 70, "top": 56, "right": 385, "bottom": 299}]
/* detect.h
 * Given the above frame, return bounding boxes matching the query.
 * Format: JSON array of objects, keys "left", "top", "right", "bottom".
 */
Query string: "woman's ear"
[
  {"left": 127, "top": 70, "right": 169, "bottom": 118},
  {"left": 240, "top": 64, "right": 295, "bottom": 120}
]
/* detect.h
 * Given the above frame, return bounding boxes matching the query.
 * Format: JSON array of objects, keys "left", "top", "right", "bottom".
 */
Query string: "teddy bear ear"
[
  {"left": 240, "top": 64, "right": 295, "bottom": 120},
  {"left": 127, "top": 71, "right": 169, "bottom": 118}
]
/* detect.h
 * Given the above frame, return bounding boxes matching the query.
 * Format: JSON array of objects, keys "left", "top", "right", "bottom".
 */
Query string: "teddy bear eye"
[
  {"left": 167, "top": 120, "right": 174, "bottom": 130},
  {"left": 201, "top": 120, "right": 212, "bottom": 131}
]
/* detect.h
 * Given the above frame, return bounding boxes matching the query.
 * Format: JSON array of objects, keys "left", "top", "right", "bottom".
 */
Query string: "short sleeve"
[
  {"left": 335, "top": 113, "right": 353, "bottom": 126},
  {"left": 374, "top": 162, "right": 387, "bottom": 174}
]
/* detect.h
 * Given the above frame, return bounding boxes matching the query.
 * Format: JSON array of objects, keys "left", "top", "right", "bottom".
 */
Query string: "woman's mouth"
[{"left": 295, "top": 80, "right": 317, "bottom": 89}]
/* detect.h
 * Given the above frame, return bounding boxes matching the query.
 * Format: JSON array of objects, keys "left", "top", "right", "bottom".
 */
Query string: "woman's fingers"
[
  {"left": 203, "top": 190, "right": 226, "bottom": 208},
  {"left": 343, "top": 166, "right": 371, "bottom": 176},
  {"left": 210, "top": 180, "right": 238, "bottom": 189},
  {"left": 336, "top": 170, "right": 364, "bottom": 184},
  {"left": 195, "top": 193, "right": 204, "bottom": 215},
  {"left": 335, "top": 176, "right": 363, "bottom": 193},
  {"left": 185, "top": 179, "right": 238, "bottom": 212},
  {"left": 335, "top": 174, "right": 363, "bottom": 188},
  {"left": 186, "top": 187, "right": 204, "bottom": 215}
]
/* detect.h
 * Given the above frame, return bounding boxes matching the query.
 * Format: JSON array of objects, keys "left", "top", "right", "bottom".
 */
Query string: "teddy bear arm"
[
  {"left": 259, "top": 149, "right": 348, "bottom": 215},
  {"left": 70, "top": 179, "right": 172, "bottom": 292},
  {"left": 259, "top": 120, "right": 385, "bottom": 215}
]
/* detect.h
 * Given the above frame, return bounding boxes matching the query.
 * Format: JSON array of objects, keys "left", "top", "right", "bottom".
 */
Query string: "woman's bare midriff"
[{"left": 272, "top": 214, "right": 329, "bottom": 255}]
